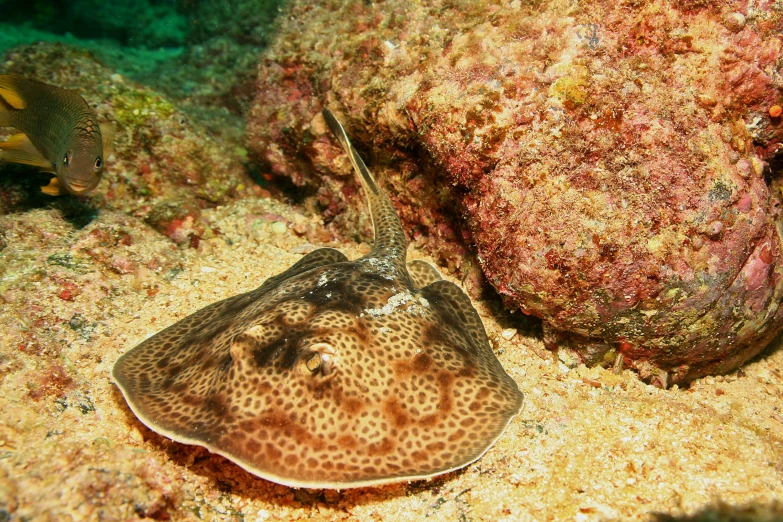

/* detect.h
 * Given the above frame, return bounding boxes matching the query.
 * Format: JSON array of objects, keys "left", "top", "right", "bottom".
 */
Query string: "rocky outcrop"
[{"left": 247, "top": 0, "right": 783, "bottom": 384}]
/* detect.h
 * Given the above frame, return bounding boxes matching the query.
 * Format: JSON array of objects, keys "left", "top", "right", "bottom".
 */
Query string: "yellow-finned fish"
[{"left": 0, "top": 74, "right": 113, "bottom": 196}]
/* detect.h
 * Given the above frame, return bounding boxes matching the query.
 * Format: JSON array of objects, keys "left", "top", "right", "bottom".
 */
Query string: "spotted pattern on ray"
[
  {"left": 407, "top": 259, "right": 443, "bottom": 287},
  {"left": 112, "top": 108, "right": 524, "bottom": 489}
]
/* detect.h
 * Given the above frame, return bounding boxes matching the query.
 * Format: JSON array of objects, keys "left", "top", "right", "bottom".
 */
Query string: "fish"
[
  {"left": 0, "top": 74, "right": 112, "bottom": 196},
  {"left": 112, "top": 108, "right": 524, "bottom": 489}
]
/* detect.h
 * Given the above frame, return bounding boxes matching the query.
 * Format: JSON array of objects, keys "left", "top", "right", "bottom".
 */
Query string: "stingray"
[{"left": 112, "top": 109, "right": 524, "bottom": 489}]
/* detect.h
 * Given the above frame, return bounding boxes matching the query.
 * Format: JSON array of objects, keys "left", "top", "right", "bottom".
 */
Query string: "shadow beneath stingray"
[
  {"left": 650, "top": 499, "right": 783, "bottom": 521},
  {"left": 154, "top": 432, "right": 453, "bottom": 509},
  {"left": 109, "top": 383, "right": 442, "bottom": 514}
]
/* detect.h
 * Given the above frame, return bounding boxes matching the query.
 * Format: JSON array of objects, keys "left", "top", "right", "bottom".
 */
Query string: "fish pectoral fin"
[
  {"left": 41, "top": 177, "right": 66, "bottom": 196},
  {"left": 0, "top": 133, "right": 53, "bottom": 169},
  {"left": 0, "top": 76, "right": 27, "bottom": 109},
  {"left": 99, "top": 122, "right": 115, "bottom": 159}
]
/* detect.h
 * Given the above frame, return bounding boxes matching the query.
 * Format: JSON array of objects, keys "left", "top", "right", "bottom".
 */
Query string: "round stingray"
[{"left": 113, "top": 109, "right": 523, "bottom": 488}]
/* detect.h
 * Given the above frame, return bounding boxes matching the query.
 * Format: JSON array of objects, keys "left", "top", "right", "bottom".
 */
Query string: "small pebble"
[
  {"left": 129, "top": 427, "right": 144, "bottom": 443},
  {"left": 271, "top": 221, "right": 288, "bottom": 234},
  {"left": 750, "top": 157, "right": 765, "bottom": 177},
  {"left": 697, "top": 94, "right": 716, "bottom": 107},
  {"left": 201, "top": 266, "right": 217, "bottom": 273},
  {"left": 735, "top": 159, "right": 751, "bottom": 178},
  {"left": 58, "top": 282, "right": 80, "bottom": 301},
  {"left": 501, "top": 328, "right": 518, "bottom": 340},
  {"left": 582, "top": 377, "right": 602, "bottom": 388},
  {"left": 706, "top": 220, "right": 723, "bottom": 240},
  {"left": 725, "top": 12, "right": 746, "bottom": 32}
]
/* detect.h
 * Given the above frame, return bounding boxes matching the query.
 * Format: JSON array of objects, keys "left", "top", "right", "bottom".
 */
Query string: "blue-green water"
[{"left": 1, "top": 0, "right": 284, "bottom": 113}]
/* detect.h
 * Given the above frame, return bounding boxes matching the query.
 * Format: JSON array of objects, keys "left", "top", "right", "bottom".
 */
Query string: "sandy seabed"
[{"left": 0, "top": 195, "right": 781, "bottom": 522}]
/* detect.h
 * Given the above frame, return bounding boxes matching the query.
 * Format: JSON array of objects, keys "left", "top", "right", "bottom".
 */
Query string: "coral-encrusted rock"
[{"left": 247, "top": 0, "right": 783, "bottom": 384}]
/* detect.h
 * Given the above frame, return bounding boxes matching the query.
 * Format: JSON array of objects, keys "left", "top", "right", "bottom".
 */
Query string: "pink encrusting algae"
[{"left": 247, "top": 0, "right": 783, "bottom": 384}]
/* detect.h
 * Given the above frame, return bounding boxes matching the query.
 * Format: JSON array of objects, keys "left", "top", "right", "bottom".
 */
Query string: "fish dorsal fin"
[
  {"left": 0, "top": 75, "right": 27, "bottom": 109},
  {"left": 322, "top": 109, "right": 408, "bottom": 266},
  {"left": 99, "top": 122, "right": 115, "bottom": 159},
  {"left": 407, "top": 259, "right": 443, "bottom": 288},
  {"left": 0, "top": 133, "right": 53, "bottom": 170}
]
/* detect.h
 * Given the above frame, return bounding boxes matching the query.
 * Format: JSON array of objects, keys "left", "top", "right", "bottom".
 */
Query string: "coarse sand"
[{"left": 1, "top": 197, "right": 781, "bottom": 521}]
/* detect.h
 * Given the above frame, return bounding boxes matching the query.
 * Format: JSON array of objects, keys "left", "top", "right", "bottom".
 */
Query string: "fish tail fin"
[
  {"left": 0, "top": 75, "right": 27, "bottom": 127},
  {"left": 0, "top": 133, "right": 53, "bottom": 170},
  {"left": 322, "top": 108, "right": 407, "bottom": 261}
]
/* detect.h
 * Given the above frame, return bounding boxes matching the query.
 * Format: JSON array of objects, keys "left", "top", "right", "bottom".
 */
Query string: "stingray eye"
[
  {"left": 304, "top": 353, "right": 321, "bottom": 373},
  {"left": 94, "top": 157, "right": 102, "bottom": 169},
  {"left": 300, "top": 342, "right": 337, "bottom": 376}
]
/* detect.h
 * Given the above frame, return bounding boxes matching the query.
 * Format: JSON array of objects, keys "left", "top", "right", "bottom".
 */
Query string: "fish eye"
[
  {"left": 94, "top": 157, "right": 102, "bottom": 169},
  {"left": 63, "top": 154, "right": 70, "bottom": 166}
]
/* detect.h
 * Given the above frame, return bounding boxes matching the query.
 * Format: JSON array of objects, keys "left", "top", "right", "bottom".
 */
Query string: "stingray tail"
[
  {"left": 322, "top": 108, "right": 407, "bottom": 259},
  {"left": 322, "top": 108, "right": 380, "bottom": 196}
]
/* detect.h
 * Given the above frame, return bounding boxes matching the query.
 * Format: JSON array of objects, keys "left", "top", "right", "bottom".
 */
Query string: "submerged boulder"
[{"left": 247, "top": 0, "right": 783, "bottom": 384}]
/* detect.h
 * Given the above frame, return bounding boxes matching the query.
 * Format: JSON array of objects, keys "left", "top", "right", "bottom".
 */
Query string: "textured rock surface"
[{"left": 247, "top": 0, "right": 783, "bottom": 384}]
